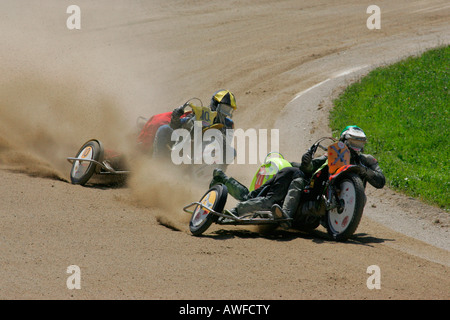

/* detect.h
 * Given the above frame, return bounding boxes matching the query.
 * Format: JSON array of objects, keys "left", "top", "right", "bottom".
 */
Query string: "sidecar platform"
[
  {"left": 66, "top": 157, "right": 130, "bottom": 175},
  {"left": 183, "top": 201, "right": 292, "bottom": 226}
]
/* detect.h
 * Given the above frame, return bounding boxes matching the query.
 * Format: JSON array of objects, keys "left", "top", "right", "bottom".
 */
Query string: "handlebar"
[
  {"left": 309, "top": 137, "right": 336, "bottom": 155},
  {"left": 183, "top": 97, "right": 203, "bottom": 110}
]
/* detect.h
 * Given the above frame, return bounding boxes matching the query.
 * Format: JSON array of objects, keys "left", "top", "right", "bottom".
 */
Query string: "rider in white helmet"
[{"left": 271, "top": 125, "right": 386, "bottom": 229}]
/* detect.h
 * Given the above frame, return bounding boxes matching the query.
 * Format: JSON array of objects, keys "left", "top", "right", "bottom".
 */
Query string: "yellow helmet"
[{"left": 210, "top": 89, "right": 237, "bottom": 118}]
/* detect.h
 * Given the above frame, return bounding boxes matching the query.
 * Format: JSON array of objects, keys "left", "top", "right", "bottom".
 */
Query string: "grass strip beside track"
[{"left": 330, "top": 45, "right": 449, "bottom": 210}]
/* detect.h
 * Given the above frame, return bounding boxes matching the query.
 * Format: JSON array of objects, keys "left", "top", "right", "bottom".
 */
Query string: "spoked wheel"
[
  {"left": 325, "top": 173, "right": 365, "bottom": 241},
  {"left": 189, "top": 184, "right": 228, "bottom": 236},
  {"left": 70, "top": 140, "right": 103, "bottom": 185}
]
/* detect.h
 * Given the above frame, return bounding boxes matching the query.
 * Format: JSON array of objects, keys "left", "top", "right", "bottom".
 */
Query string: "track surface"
[{"left": 0, "top": 1, "right": 449, "bottom": 299}]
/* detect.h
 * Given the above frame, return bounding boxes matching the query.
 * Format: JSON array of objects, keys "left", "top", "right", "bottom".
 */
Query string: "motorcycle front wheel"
[
  {"left": 324, "top": 173, "right": 365, "bottom": 241},
  {"left": 189, "top": 184, "right": 228, "bottom": 236}
]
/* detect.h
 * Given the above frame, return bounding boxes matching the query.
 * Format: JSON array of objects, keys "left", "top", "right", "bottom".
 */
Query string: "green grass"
[{"left": 330, "top": 45, "right": 449, "bottom": 211}]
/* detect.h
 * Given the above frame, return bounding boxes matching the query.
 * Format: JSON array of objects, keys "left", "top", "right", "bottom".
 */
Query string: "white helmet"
[{"left": 340, "top": 125, "right": 367, "bottom": 154}]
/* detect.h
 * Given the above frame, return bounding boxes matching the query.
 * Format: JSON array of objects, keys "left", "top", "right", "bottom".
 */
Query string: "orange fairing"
[
  {"left": 327, "top": 141, "right": 350, "bottom": 174},
  {"left": 329, "top": 164, "right": 354, "bottom": 181}
]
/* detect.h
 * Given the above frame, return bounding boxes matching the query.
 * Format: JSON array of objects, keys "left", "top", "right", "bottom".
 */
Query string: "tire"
[
  {"left": 70, "top": 140, "right": 103, "bottom": 185},
  {"left": 324, "top": 173, "right": 365, "bottom": 241},
  {"left": 292, "top": 214, "right": 321, "bottom": 232},
  {"left": 189, "top": 184, "right": 228, "bottom": 236}
]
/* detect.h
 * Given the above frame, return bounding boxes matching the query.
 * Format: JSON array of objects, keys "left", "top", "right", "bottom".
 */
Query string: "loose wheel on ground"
[{"left": 70, "top": 140, "right": 103, "bottom": 185}]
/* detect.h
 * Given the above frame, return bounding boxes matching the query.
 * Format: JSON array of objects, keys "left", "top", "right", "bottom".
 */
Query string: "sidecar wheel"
[
  {"left": 189, "top": 184, "right": 228, "bottom": 236},
  {"left": 70, "top": 140, "right": 103, "bottom": 185}
]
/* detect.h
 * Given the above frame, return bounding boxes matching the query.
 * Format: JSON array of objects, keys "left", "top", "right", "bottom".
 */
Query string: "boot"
[
  {"left": 209, "top": 168, "right": 227, "bottom": 188},
  {"left": 271, "top": 204, "right": 291, "bottom": 230},
  {"left": 210, "top": 168, "right": 249, "bottom": 201}
]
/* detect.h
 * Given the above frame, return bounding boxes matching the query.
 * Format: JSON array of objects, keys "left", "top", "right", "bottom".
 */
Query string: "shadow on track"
[{"left": 200, "top": 227, "right": 394, "bottom": 246}]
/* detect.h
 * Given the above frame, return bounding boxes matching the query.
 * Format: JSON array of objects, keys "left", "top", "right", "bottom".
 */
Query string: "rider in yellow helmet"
[
  {"left": 170, "top": 89, "right": 236, "bottom": 130},
  {"left": 209, "top": 89, "right": 237, "bottom": 128},
  {"left": 153, "top": 90, "right": 237, "bottom": 158}
]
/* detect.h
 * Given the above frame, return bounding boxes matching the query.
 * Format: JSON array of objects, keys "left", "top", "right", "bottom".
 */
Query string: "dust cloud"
[
  {"left": 0, "top": 59, "right": 209, "bottom": 231},
  {"left": 0, "top": 54, "right": 207, "bottom": 231},
  {"left": 125, "top": 157, "right": 208, "bottom": 232},
  {"left": 0, "top": 64, "right": 130, "bottom": 181},
  {"left": 0, "top": 1, "right": 213, "bottom": 227}
]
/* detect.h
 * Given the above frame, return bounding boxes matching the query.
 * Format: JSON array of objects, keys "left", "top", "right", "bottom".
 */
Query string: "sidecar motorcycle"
[{"left": 184, "top": 137, "right": 368, "bottom": 241}]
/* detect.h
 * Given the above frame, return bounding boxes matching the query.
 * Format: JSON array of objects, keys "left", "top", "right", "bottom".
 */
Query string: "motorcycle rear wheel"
[
  {"left": 189, "top": 184, "right": 228, "bottom": 236},
  {"left": 325, "top": 173, "right": 365, "bottom": 241}
]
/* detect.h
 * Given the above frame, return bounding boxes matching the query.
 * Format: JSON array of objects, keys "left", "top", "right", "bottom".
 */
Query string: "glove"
[
  {"left": 301, "top": 150, "right": 313, "bottom": 166},
  {"left": 359, "top": 166, "right": 373, "bottom": 179},
  {"left": 170, "top": 105, "right": 187, "bottom": 129},
  {"left": 172, "top": 105, "right": 186, "bottom": 117}
]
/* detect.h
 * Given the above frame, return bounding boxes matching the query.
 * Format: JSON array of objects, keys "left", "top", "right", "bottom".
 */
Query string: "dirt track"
[{"left": 0, "top": 1, "right": 449, "bottom": 300}]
